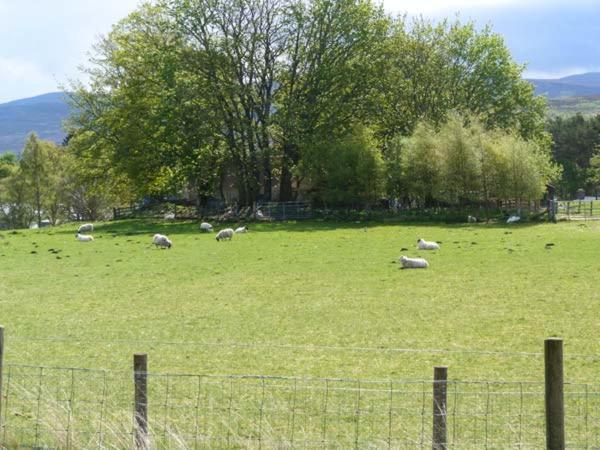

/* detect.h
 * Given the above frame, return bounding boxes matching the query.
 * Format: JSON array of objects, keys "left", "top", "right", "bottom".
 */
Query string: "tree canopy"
[{"left": 66, "top": 0, "right": 551, "bottom": 208}]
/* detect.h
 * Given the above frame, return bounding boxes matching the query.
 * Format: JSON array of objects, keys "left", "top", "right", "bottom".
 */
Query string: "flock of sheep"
[
  {"left": 152, "top": 222, "right": 248, "bottom": 248},
  {"left": 74, "top": 221, "right": 249, "bottom": 249},
  {"left": 74, "top": 213, "right": 521, "bottom": 268}
]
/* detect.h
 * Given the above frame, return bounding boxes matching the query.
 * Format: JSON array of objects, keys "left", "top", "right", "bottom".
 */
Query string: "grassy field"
[
  {"left": 1, "top": 218, "right": 599, "bottom": 382},
  {"left": 2, "top": 218, "right": 600, "bottom": 447}
]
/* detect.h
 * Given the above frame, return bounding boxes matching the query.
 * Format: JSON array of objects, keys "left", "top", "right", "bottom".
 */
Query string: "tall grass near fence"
[{"left": 2, "top": 361, "right": 600, "bottom": 448}]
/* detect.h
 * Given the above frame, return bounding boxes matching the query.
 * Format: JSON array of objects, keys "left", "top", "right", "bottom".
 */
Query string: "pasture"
[
  {"left": 1, "top": 219, "right": 599, "bottom": 381},
  {"left": 1, "top": 219, "right": 600, "bottom": 448}
]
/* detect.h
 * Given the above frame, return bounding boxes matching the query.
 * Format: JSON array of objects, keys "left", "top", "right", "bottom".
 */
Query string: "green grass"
[
  {"left": 2, "top": 219, "right": 600, "bottom": 447},
  {"left": 1, "top": 219, "right": 599, "bottom": 382},
  {"left": 548, "top": 96, "right": 600, "bottom": 116}
]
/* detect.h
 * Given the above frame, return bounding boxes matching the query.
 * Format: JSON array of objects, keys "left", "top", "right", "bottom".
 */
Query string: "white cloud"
[
  {"left": 0, "top": 0, "right": 140, "bottom": 103},
  {"left": 381, "top": 0, "right": 528, "bottom": 14},
  {"left": 0, "top": 58, "right": 58, "bottom": 103},
  {"left": 380, "top": 0, "right": 596, "bottom": 15}
]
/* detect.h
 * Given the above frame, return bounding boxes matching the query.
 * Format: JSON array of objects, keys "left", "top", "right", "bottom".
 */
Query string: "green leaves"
[
  {"left": 378, "top": 18, "right": 547, "bottom": 144},
  {"left": 68, "top": 1, "right": 551, "bottom": 208},
  {"left": 397, "top": 115, "right": 559, "bottom": 206}
]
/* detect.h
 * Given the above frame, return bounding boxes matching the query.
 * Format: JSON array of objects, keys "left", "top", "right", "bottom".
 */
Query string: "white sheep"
[
  {"left": 78, "top": 223, "right": 93, "bottom": 233},
  {"left": 235, "top": 226, "right": 248, "bottom": 233},
  {"left": 215, "top": 228, "right": 234, "bottom": 241},
  {"left": 399, "top": 255, "right": 429, "bottom": 269},
  {"left": 164, "top": 212, "right": 175, "bottom": 220},
  {"left": 417, "top": 238, "right": 440, "bottom": 250},
  {"left": 152, "top": 233, "right": 172, "bottom": 249},
  {"left": 467, "top": 215, "right": 477, "bottom": 223},
  {"left": 507, "top": 215, "right": 521, "bottom": 224},
  {"left": 200, "top": 222, "right": 213, "bottom": 232},
  {"left": 76, "top": 233, "right": 94, "bottom": 242}
]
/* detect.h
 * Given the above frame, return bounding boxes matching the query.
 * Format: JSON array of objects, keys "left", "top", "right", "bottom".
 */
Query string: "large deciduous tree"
[
  {"left": 378, "top": 18, "right": 547, "bottom": 145},
  {"left": 69, "top": 1, "right": 551, "bottom": 208},
  {"left": 275, "top": 0, "right": 389, "bottom": 200}
]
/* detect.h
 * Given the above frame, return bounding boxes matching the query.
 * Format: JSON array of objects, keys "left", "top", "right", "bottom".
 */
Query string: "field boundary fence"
[
  {"left": 112, "top": 199, "right": 546, "bottom": 224},
  {"left": 0, "top": 328, "right": 598, "bottom": 449},
  {"left": 550, "top": 199, "right": 600, "bottom": 221}
]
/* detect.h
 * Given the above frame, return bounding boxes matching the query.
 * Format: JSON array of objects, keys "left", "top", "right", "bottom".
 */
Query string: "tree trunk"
[
  {"left": 279, "top": 142, "right": 298, "bottom": 202},
  {"left": 263, "top": 155, "right": 272, "bottom": 202},
  {"left": 35, "top": 187, "right": 41, "bottom": 227}
]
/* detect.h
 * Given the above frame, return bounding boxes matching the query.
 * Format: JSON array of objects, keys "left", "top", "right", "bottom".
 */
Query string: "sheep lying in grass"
[
  {"left": 399, "top": 255, "right": 429, "bottom": 269},
  {"left": 76, "top": 233, "right": 94, "bottom": 242},
  {"left": 216, "top": 228, "right": 234, "bottom": 241},
  {"left": 235, "top": 226, "right": 248, "bottom": 233},
  {"left": 200, "top": 222, "right": 213, "bottom": 232},
  {"left": 417, "top": 238, "right": 440, "bottom": 250},
  {"left": 152, "top": 233, "right": 172, "bottom": 249},
  {"left": 507, "top": 215, "right": 521, "bottom": 224},
  {"left": 77, "top": 223, "right": 93, "bottom": 233}
]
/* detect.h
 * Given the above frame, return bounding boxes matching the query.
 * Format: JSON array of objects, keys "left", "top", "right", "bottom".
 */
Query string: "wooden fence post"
[
  {"left": 134, "top": 354, "right": 148, "bottom": 449},
  {"left": 545, "top": 338, "right": 565, "bottom": 450},
  {"left": 432, "top": 366, "right": 448, "bottom": 450}
]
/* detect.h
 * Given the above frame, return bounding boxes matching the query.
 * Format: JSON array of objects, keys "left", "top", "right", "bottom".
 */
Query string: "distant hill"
[
  {"left": 527, "top": 72, "right": 600, "bottom": 98},
  {"left": 0, "top": 92, "right": 70, "bottom": 154}
]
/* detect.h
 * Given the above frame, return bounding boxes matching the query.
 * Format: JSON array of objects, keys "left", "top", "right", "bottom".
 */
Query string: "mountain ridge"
[
  {"left": 0, "top": 92, "right": 69, "bottom": 154},
  {"left": 527, "top": 72, "right": 600, "bottom": 98}
]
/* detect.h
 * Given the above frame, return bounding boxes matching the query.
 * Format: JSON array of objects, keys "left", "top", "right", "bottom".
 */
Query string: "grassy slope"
[
  {"left": 1, "top": 219, "right": 599, "bottom": 382},
  {"left": 548, "top": 96, "right": 600, "bottom": 116}
]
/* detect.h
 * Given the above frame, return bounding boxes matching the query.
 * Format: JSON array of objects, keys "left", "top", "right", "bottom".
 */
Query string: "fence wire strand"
[{"left": 1, "top": 363, "right": 600, "bottom": 449}]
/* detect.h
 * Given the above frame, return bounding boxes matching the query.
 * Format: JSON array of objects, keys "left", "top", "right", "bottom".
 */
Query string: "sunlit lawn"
[{"left": 1, "top": 219, "right": 599, "bottom": 382}]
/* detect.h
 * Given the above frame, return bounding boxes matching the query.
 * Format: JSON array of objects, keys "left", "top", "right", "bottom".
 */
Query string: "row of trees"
[
  {"left": 388, "top": 115, "right": 560, "bottom": 207},
  {"left": 67, "top": 0, "right": 551, "bottom": 208},
  {"left": 0, "top": 134, "right": 129, "bottom": 228}
]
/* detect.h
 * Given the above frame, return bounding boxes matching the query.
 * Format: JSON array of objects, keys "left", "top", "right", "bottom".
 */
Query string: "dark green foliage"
[{"left": 547, "top": 114, "right": 600, "bottom": 197}]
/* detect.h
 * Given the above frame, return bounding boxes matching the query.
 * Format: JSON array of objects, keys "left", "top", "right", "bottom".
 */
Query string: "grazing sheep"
[
  {"left": 152, "top": 233, "right": 172, "bottom": 249},
  {"left": 235, "top": 226, "right": 248, "bottom": 234},
  {"left": 399, "top": 255, "right": 429, "bottom": 269},
  {"left": 507, "top": 215, "right": 521, "bottom": 224},
  {"left": 200, "top": 222, "right": 213, "bottom": 233},
  {"left": 467, "top": 215, "right": 477, "bottom": 223},
  {"left": 77, "top": 223, "right": 93, "bottom": 233},
  {"left": 216, "top": 228, "right": 234, "bottom": 241},
  {"left": 76, "top": 233, "right": 94, "bottom": 242},
  {"left": 417, "top": 238, "right": 440, "bottom": 250}
]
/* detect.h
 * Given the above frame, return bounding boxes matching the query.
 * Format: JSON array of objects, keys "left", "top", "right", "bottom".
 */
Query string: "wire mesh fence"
[
  {"left": 2, "top": 362, "right": 600, "bottom": 449},
  {"left": 552, "top": 200, "right": 600, "bottom": 221}
]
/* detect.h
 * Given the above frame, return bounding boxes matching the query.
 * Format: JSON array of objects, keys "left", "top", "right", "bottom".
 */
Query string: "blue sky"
[{"left": 0, "top": 0, "right": 598, "bottom": 103}]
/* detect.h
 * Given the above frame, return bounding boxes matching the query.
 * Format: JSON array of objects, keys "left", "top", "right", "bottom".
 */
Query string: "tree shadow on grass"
[{"left": 48, "top": 217, "right": 548, "bottom": 236}]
